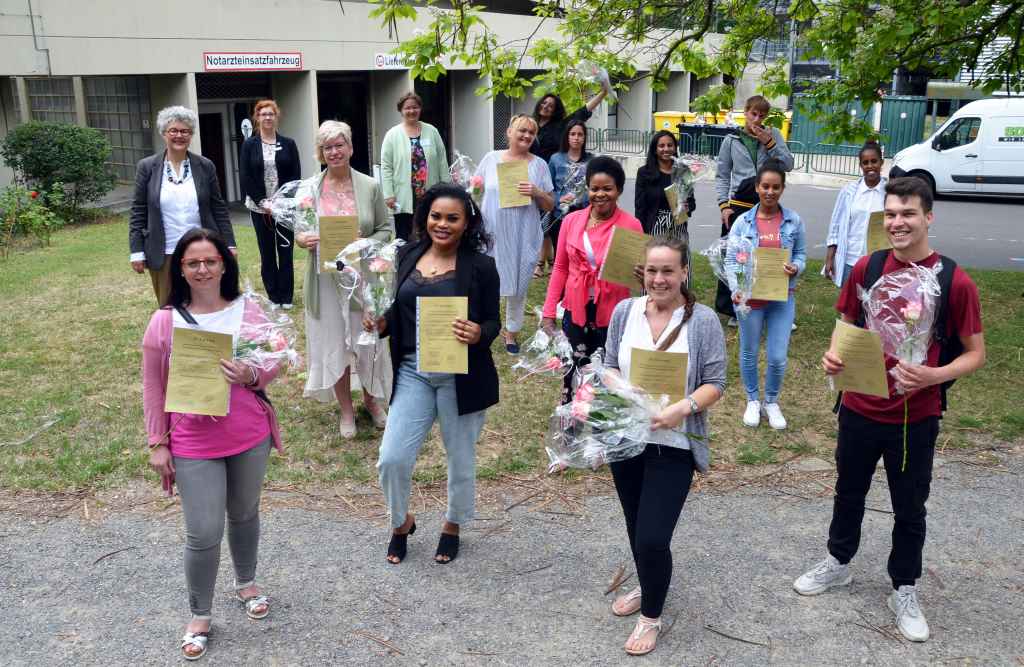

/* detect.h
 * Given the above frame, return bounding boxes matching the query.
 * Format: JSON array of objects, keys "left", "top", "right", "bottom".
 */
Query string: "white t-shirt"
[
  {"left": 160, "top": 159, "right": 201, "bottom": 255},
  {"left": 618, "top": 296, "right": 690, "bottom": 448},
  {"left": 172, "top": 297, "right": 245, "bottom": 347},
  {"left": 846, "top": 179, "right": 885, "bottom": 266}
]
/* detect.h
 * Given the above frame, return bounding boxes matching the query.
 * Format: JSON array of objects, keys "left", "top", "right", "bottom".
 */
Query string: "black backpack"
[{"left": 836, "top": 249, "right": 963, "bottom": 413}]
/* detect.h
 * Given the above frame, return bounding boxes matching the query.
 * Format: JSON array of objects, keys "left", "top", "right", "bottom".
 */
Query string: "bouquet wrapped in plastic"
[
  {"left": 450, "top": 151, "right": 484, "bottom": 201},
  {"left": 858, "top": 261, "right": 942, "bottom": 391},
  {"left": 670, "top": 155, "right": 715, "bottom": 220},
  {"left": 263, "top": 178, "right": 318, "bottom": 235},
  {"left": 573, "top": 60, "right": 616, "bottom": 103},
  {"left": 545, "top": 352, "right": 667, "bottom": 471},
  {"left": 234, "top": 287, "right": 302, "bottom": 372},
  {"left": 541, "top": 160, "right": 587, "bottom": 233},
  {"left": 329, "top": 237, "right": 406, "bottom": 346},
  {"left": 511, "top": 316, "right": 574, "bottom": 381},
  {"left": 703, "top": 236, "right": 757, "bottom": 316}
]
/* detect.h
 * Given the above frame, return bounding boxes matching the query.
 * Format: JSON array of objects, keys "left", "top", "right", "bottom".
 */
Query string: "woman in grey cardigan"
[{"left": 601, "top": 236, "right": 726, "bottom": 657}]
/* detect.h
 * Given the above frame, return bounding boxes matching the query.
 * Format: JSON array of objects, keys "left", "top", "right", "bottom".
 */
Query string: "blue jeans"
[
  {"left": 377, "top": 356, "right": 487, "bottom": 529},
  {"left": 738, "top": 294, "right": 796, "bottom": 403}
]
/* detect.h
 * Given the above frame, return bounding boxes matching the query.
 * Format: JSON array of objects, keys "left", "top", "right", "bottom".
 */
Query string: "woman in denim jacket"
[{"left": 725, "top": 161, "right": 806, "bottom": 430}]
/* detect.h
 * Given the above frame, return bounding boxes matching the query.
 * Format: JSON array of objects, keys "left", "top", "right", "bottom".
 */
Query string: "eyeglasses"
[
  {"left": 166, "top": 128, "right": 194, "bottom": 137},
  {"left": 182, "top": 257, "right": 223, "bottom": 271},
  {"left": 258, "top": 112, "right": 277, "bottom": 118},
  {"left": 323, "top": 143, "right": 349, "bottom": 154}
]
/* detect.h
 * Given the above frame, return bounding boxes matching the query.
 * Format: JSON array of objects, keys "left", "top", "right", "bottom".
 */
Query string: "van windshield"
[{"left": 936, "top": 117, "right": 981, "bottom": 150}]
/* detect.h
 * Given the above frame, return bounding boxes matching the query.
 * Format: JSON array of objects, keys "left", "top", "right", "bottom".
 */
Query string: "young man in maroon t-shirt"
[{"left": 792, "top": 177, "right": 986, "bottom": 642}]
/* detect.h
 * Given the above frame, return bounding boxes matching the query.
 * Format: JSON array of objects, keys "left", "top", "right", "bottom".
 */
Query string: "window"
[
  {"left": 936, "top": 117, "right": 981, "bottom": 151},
  {"left": 25, "top": 77, "right": 76, "bottom": 124},
  {"left": 84, "top": 76, "right": 152, "bottom": 181},
  {"left": 10, "top": 79, "right": 22, "bottom": 123}
]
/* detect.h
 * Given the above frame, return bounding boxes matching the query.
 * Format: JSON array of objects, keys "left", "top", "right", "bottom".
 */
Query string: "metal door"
[{"left": 880, "top": 96, "right": 927, "bottom": 155}]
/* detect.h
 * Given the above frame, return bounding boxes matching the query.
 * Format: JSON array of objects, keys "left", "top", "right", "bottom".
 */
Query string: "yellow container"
[
  {"left": 681, "top": 112, "right": 699, "bottom": 124},
  {"left": 725, "top": 110, "right": 791, "bottom": 139},
  {"left": 653, "top": 111, "right": 687, "bottom": 136}
]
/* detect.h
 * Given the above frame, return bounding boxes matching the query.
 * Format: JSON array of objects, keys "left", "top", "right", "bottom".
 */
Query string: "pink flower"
[
  {"left": 736, "top": 252, "right": 748, "bottom": 265},
  {"left": 542, "top": 356, "right": 562, "bottom": 371},
  {"left": 470, "top": 175, "right": 484, "bottom": 188},
  {"left": 270, "top": 333, "right": 288, "bottom": 352},
  {"left": 575, "top": 383, "right": 595, "bottom": 403},
  {"left": 368, "top": 258, "right": 391, "bottom": 273},
  {"left": 298, "top": 197, "right": 313, "bottom": 210},
  {"left": 571, "top": 400, "right": 591, "bottom": 421},
  {"left": 902, "top": 301, "right": 922, "bottom": 323}
]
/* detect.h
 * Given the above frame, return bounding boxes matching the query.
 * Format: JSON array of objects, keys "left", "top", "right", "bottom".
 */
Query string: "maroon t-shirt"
[{"left": 836, "top": 251, "right": 982, "bottom": 424}]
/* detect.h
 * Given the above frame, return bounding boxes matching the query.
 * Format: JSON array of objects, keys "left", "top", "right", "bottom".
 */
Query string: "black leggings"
[
  {"left": 561, "top": 301, "right": 606, "bottom": 404},
  {"left": 250, "top": 211, "right": 294, "bottom": 305},
  {"left": 610, "top": 445, "right": 694, "bottom": 618}
]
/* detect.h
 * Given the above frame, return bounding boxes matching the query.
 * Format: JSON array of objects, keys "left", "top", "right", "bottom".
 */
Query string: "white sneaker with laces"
[
  {"left": 763, "top": 402, "right": 787, "bottom": 430},
  {"left": 742, "top": 400, "right": 761, "bottom": 427},
  {"left": 793, "top": 554, "right": 852, "bottom": 595},
  {"left": 888, "top": 585, "right": 930, "bottom": 642}
]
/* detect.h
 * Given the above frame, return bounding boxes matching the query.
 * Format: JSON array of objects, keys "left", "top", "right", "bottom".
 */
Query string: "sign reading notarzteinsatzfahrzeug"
[{"left": 203, "top": 52, "right": 303, "bottom": 72}]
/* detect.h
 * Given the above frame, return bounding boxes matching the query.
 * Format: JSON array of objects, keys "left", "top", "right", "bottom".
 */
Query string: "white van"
[{"left": 889, "top": 98, "right": 1024, "bottom": 196}]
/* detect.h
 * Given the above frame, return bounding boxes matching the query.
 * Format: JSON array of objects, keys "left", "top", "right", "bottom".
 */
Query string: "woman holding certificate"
[
  {"left": 726, "top": 161, "right": 806, "bottom": 430},
  {"left": 540, "top": 156, "right": 642, "bottom": 403},
  {"left": 475, "top": 114, "right": 555, "bottom": 354},
  {"left": 363, "top": 183, "right": 500, "bottom": 565},
  {"left": 823, "top": 141, "right": 887, "bottom": 286},
  {"left": 601, "top": 237, "right": 726, "bottom": 656},
  {"left": 295, "top": 121, "right": 394, "bottom": 438},
  {"left": 634, "top": 130, "right": 695, "bottom": 239},
  {"left": 143, "top": 228, "right": 283, "bottom": 661}
]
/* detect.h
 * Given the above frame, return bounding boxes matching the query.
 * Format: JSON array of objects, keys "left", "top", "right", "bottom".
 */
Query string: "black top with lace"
[{"left": 397, "top": 268, "right": 457, "bottom": 355}]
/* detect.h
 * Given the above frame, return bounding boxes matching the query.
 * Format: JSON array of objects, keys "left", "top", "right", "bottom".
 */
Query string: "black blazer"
[
  {"left": 128, "top": 151, "right": 234, "bottom": 269},
  {"left": 239, "top": 134, "right": 301, "bottom": 203},
  {"left": 382, "top": 239, "right": 501, "bottom": 415},
  {"left": 634, "top": 164, "right": 697, "bottom": 235}
]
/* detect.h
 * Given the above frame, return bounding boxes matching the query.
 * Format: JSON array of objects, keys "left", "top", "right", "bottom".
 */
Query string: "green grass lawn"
[{"left": 1, "top": 218, "right": 1021, "bottom": 491}]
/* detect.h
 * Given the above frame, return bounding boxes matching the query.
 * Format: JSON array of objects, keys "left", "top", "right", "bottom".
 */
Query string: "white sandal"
[
  {"left": 235, "top": 585, "right": 270, "bottom": 620},
  {"left": 181, "top": 631, "right": 209, "bottom": 660},
  {"left": 624, "top": 616, "right": 662, "bottom": 656},
  {"left": 612, "top": 586, "right": 642, "bottom": 616}
]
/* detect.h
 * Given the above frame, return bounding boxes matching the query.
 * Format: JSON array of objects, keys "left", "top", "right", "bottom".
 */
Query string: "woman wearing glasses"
[
  {"left": 129, "top": 106, "right": 235, "bottom": 306},
  {"left": 239, "top": 99, "right": 302, "bottom": 308}
]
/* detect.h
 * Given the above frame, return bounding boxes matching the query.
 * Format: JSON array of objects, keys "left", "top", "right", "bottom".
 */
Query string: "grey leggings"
[{"left": 173, "top": 437, "right": 271, "bottom": 617}]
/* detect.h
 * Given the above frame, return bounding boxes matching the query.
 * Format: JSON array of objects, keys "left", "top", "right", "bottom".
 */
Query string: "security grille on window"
[
  {"left": 493, "top": 93, "right": 512, "bottom": 149},
  {"left": 196, "top": 73, "right": 271, "bottom": 100},
  {"left": 10, "top": 79, "right": 22, "bottom": 123},
  {"left": 26, "top": 77, "right": 76, "bottom": 124},
  {"left": 84, "top": 76, "right": 153, "bottom": 181}
]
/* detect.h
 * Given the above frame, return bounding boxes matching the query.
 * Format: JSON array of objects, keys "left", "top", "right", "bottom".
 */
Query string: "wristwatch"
[{"left": 686, "top": 396, "right": 700, "bottom": 414}]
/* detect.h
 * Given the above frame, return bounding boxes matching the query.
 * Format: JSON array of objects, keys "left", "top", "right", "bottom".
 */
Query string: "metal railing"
[{"left": 589, "top": 128, "right": 652, "bottom": 155}]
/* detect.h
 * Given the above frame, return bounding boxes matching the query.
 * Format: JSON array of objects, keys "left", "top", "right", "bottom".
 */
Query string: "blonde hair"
[
  {"left": 508, "top": 113, "right": 539, "bottom": 133},
  {"left": 252, "top": 99, "right": 280, "bottom": 126},
  {"left": 314, "top": 120, "right": 353, "bottom": 163}
]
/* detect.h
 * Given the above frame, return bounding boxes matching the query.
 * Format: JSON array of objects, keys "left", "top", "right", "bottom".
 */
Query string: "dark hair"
[
  {"left": 412, "top": 183, "right": 492, "bottom": 253},
  {"left": 533, "top": 94, "right": 566, "bottom": 124},
  {"left": 885, "top": 176, "right": 933, "bottom": 213},
  {"left": 744, "top": 95, "right": 771, "bottom": 114},
  {"left": 756, "top": 159, "right": 787, "bottom": 186},
  {"left": 396, "top": 92, "right": 423, "bottom": 112},
  {"left": 559, "top": 119, "right": 589, "bottom": 155},
  {"left": 643, "top": 237, "right": 696, "bottom": 324},
  {"left": 859, "top": 140, "right": 883, "bottom": 162},
  {"left": 167, "top": 228, "right": 241, "bottom": 308},
  {"left": 645, "top": 130, "right": 678, "bottom": 171},
  {"left": 585, "top": 155, "right": 626, "bottom": 191}
]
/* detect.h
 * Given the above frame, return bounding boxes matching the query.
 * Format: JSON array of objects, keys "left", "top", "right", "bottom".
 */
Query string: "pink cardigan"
[
  {"left": 542, "top": 206, "right": 643, "bottom": 328},
  {"left": 141, "top": 299, "right": 283, "bottom": 456}
]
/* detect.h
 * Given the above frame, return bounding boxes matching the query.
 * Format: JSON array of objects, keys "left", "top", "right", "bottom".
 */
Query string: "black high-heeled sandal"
[
  {"left": 385, "top": 522, "right": 416, "bottom": 564},
  {"left": 434, "top": 532, "right": 460, "bottom": 564}
]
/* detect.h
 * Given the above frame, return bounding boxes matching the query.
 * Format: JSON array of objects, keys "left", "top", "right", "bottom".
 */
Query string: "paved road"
[{"left": 618, "top": 181, "right": 1024, "bottom": 271}]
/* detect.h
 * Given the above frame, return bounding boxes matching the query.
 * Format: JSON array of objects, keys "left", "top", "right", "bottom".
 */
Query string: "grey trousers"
[{"left": 173, "top": 437, "right": 271, "bottom": 616}]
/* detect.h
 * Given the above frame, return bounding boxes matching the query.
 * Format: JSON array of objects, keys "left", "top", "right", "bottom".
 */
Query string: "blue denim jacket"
[{"left": 724, "top": 203, "right": 807, "bottom": 292}]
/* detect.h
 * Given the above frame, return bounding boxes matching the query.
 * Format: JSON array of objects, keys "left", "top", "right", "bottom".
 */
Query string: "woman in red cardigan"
[{"left": 541, "top": 156, "right": 643, "bottom": 402}]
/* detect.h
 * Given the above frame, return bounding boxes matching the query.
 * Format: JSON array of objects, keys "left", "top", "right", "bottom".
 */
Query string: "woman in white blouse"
[
  {"left": 823, "top": 141, "right": 887, "bottom": 286},
  {"left": 128, "top": 106, "right": 235, "bottom": 306}
]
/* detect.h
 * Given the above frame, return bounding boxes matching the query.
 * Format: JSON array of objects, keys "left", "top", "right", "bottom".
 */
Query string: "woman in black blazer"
[
  {"left": 239, "top": 99, "right": 302, "bottom": 307},
  {"left": 363, "top": 183, "right": 499, "bottom": 566},
  {"left": 634, "top": 130, "right": 696, "bottom": 238}
]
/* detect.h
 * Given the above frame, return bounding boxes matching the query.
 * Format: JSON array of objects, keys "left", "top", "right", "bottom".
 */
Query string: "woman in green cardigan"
[
  {"left": 380, "top": 92, "right": 450, "bottom": 241},
  {"left": 295, "top": 120, "right": 395, "bottom": 438}
]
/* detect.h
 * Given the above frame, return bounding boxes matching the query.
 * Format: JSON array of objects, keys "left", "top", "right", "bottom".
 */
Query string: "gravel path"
[{"left": 2, "top": 451, "right": 1022, "bottom": 666}]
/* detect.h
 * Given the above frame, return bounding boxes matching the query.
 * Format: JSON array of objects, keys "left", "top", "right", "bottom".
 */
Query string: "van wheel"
[{"left": 906, "top": 171, "right": 936, "bottom": 197}]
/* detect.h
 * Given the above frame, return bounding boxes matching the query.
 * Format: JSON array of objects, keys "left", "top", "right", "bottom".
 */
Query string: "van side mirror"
[{"left": 931, "top": 137, "right": 942, "bottom": 151}]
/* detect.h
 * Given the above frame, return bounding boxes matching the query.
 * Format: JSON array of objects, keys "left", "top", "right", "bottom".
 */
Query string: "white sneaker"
[
  {"left": 763, "top": 402, "right": 787, "bottom": 430},
  {"left": 727, "top": 317, "right": 739, "bottom": 327},
  {"left": 282, "top": 303, "right": 294, "bottom": 310},
  {"left": 742, "top": 400, "right": 761, "bottom": 427},
  {"left": 888, "top": 585, "right": 930, "bottom": 642},
  {"left": 793, "top": 554, "right": 852, "bottom": 595}
]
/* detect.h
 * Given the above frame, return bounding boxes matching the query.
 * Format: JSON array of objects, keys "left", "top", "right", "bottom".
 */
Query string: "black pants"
[
  {"left": 827, "top": 408, "right": 939, "bottom": 588},
  {"left": 250, "top": 211, "right": 294, "bottom": 305},
  {"left": 561, "top": 302, "right": 606, "bottom": 404},
  {"left": 610, "top": 445, "right": 694, "bottom": 618},
  {"left": 394, "top": 213, "right": 414, "bottom": 243}
]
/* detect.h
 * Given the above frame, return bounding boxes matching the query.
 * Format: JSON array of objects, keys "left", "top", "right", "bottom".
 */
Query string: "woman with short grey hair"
[{"left": 129, "top": 105, "right": 235, "bottom": 306}]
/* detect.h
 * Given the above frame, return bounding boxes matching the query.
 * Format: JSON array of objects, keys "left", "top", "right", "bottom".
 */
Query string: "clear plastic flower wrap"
[
  {"left": 702, "top": 236, "right": 757, "bottom": 316},
  {"left": 670, "top": 155, "right": 716, "bottom": 220},
  {"left": 449, "top": 150, "right": 483, "bottom": 201},
  {"left": 263, "top": 178, "right": 318, "bottom": 235},
  {"left": 541, "top": 160, "right": 587, "bottom": 233},
  {"left": 327, "top": 237, "right": 406, "bottom": 346},
  {"left": 572, "top": 60, "right": 616, "bottom": 103},
  {"left": 234, "top": 286, "right": 302, "bottom": 372},
  {"left": 857, "top": 261, "right": 942, "bottom": 391},
  {"left": 511, "top": 312, "right": 574, "bottom": 381},
  {"left": 545, "top": 351, "right": 668, "bottom": 471}
]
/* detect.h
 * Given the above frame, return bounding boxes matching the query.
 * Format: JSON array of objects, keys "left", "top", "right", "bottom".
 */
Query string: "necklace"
[{"left": 424, "top": 252, "right": 456, "bottom": 276}]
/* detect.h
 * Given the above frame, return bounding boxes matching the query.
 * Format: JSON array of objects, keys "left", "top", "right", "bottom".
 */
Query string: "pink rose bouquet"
[
  {"left": 259, "top": 178, "right": 318, "bottom": 236},
  {"left": 234, "top": 287, "right": 302, "bottom": 372},
  {"left": 511, "top": 317, "right": 574, "bottom": 381},
  {"left": 450, "top": 150, "right": 482, "bottom": 201},
  {"left": 331, "top": 237, "right": 406, "bottom": 346},
  {"left": 703, "top": 236, "right": 757, "bottom": 315}
]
